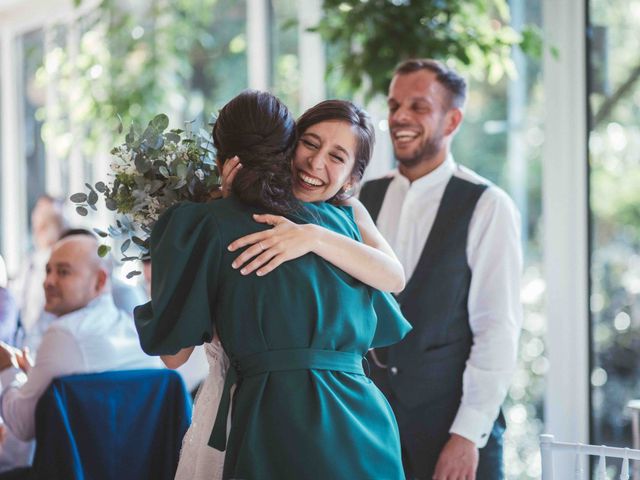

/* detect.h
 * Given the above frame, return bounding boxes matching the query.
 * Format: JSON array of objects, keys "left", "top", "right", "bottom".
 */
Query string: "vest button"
[{"left": 390, "top": 366, "right": 398, "bottom": 375}]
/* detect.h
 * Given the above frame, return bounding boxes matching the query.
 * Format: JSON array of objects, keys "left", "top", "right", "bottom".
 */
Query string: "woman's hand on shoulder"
[
  {"left": 217, "top": 156, "right": 243, "bottom": 199},
  {"left": 227, "top": 214, "right": 318, "bottom": 276}
]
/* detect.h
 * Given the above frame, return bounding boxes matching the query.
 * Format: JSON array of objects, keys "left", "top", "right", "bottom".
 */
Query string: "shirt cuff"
[{"left": 449, "top": 405, "right": 496, "bottom": 448}]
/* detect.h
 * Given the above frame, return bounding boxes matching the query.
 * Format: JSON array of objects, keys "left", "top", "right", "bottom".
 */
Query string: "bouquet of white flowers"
[{"left": 70, "top": 114, "right": 220, "bottom": 276}]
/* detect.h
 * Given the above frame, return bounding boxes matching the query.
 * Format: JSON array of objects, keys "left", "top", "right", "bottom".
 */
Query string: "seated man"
[{"left": 0, "top": 234, "right": 161, "bottom": 445}]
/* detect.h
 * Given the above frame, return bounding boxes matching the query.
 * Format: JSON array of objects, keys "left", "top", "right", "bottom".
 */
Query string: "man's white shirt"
[
  {"left": 374, "top": 156, "right": 523, "bottom": 447},
  {"left": 0, "top": 293, "right": 161, "bottom": 441}
]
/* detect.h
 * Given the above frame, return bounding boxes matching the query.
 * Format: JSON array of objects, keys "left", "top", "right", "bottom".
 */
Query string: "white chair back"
[{"left": 540, "top": 434, "right": 640, "bottom": 479}]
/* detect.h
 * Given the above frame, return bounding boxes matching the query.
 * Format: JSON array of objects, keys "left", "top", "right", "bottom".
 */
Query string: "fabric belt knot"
[{"left": 208, "top": 348, "right": 365, "bottom": 451}]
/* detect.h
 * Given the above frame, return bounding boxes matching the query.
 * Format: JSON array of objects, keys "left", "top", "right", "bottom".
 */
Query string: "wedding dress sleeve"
[{"left": 134, "top": 202, "right": 220, "bottom": 355}]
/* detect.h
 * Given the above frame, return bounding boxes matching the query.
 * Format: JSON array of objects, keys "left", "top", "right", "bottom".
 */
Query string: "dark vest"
[{"left": 361, "top": 175, "right": 487, "bottom": 416}]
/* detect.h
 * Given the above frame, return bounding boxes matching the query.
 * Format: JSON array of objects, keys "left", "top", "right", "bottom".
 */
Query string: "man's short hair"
[
  {"left": 58, "top": 231, "right": 113, "bottom": 275},
  {"left": 393, "top": 59, "right": 467, "bottom": 110}
]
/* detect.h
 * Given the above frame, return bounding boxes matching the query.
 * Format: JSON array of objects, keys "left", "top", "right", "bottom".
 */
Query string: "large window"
[
  {"left": 0, "top": 1, "right": 249, "bottom": 273},
  {"left": 589, "top": 0, "right": 640, "bottom": 472},
  {"left": 1, "top": 3, "right": 549, "bottom": 477},
  {"left": 22, "top": 28, "right": 46, "bottom": 238},
  {"left": 452, "top": 2, "right": 545, "bottom": 477}
]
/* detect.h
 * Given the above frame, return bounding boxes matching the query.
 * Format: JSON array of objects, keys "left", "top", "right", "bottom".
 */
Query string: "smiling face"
[
  {"left": 387, "top": 69, "right": 462, "bottom": 176},
  {"left": 43, "top": 236, "right": 107, "bottom": 317},
  {"left": 291, "top": 120, "right": 357, "bottom": 203}
]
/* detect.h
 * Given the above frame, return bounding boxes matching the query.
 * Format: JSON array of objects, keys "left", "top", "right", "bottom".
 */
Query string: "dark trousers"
[{"left": 399, "top": 406, "right": 506, "bottom": 480}]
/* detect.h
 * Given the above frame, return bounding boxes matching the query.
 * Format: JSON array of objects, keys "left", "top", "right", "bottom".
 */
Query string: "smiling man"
[
  {"left": 0, "top": 234, "right": 160, "bottom": 454},
  {"left": 360, "top": 59, "right": 523, "bottom": 480}
]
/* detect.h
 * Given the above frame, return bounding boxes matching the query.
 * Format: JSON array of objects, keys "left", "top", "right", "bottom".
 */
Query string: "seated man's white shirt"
[{"left": 0, "top": 293, "right": 161, "bottom": 441}]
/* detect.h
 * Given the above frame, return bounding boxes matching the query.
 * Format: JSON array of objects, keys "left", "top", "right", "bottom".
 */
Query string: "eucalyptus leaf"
[
  {"left": 108, "top": 226, "right": 122, "bottom": 237},
  {"left": 165, "top": 132, "right": 180, "bottom": 144},
  {"left": 126, "top": 270, "right": 142, "bottom": 279},
  {"left": 76, "top": 206, "right": 88, "bottom": 216},
  {"left": 85, "top": 182, "right": 96, "bottom": 193},
  {"left": 149, "top": 134, "right": 164, "bottom": 150},
  {"left": 149, "top": 180, "right": 164, "bottom": 194},
  {"left": 88, "top": 190, "right": 99, "bottom": 205},
  {"left": 93, "top": 228, "right": 108, "bottom": 238},
  {"left": 199, "top": 128, "right": 212, "bottom": 140},
  {"left": 173, "top": 178, "right": 187, "bottom": 190},
  {"left": 131, "top": 236, "right": 147, "bottom": 247},
  {"left": 125, "top": 125, "right": 136, "bottom": 146},
  {"left": 120, "top": 238, "right": 131, "bottom": 253},
  {"left": 135, "top": 153, "right": 151, "bottom": 173},
  {"left": 176, "top": 164, "right": 187, "bottom": 178},
  {"left": 105, "top": 198, "right": 118, "bottom": 211},
  {"left": 97, "top": 245, "right": 111, "bottom": 257},
  {"left": 95, "top": 181, "right": 107, "bottom": 193},
  {"left": 116, "top": 114, "right": 124, "bottom": 135},
  {"left": 70, "top": 193, "right": 88, "bottom": 203},
  {"left": 151, "top": 114, "right": 169, "bottom": 132}
]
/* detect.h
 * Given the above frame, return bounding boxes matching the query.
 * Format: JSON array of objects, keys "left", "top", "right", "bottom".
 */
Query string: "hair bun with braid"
[{"left": 212, "top": 90, "right": 298, "bottom": 215}]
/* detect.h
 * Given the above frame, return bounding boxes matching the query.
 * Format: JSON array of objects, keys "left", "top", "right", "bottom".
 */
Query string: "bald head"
[{"left": 43, "top": 235, "right": 110, "bottom": 316}]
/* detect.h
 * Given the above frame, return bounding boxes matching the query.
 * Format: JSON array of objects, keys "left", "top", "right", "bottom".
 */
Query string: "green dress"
[{"left": 135, "top": 197, "right": 411, "bottom": 480}]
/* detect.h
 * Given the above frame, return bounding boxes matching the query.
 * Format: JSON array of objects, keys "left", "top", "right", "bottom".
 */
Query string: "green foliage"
[
  {"left": 312, "top": 0, "right": 541, "bottom": 100},
  {"left": 40, "top": 0, "right": 247, "bottom": 160},
  {"left": 70, "top": 113, "right": 220, "bottom": 267}
]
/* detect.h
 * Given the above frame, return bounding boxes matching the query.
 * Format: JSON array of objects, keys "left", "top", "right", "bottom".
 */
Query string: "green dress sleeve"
[
  {"left": 134, "top": 202, "right": 220, "bottom": 355},
  {"left": 323, "top": 203, "right": 412, "bottom": 348},
  {"left": 370, "top": 290, "right": 412, "bottom": 348}
]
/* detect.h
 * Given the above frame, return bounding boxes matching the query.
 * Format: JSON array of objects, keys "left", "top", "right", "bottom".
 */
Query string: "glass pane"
[
  {"left": 272, "top": 0, "right": 300, "bottom": 115},
  {"left": 589, "top": 0, "right": 640, "bottom": 472},
  {"left": 451, "top": 2, "right": 546, "bottom": 478},
  {"left": 193, "top": 0, "right": 248, "bottom": 115},
  {"left": 35, "top": 1, "right": 248, "bottom": 192},
  {"left": 21, "top": 28, "right": 47, "bottom": 232}
]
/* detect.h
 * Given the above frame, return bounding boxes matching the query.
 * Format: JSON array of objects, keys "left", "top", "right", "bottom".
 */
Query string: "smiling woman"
[
  {"left": 292, "top": 121, "right": 357, "bottom": 202},
  {"left": 293, "top": 99, "right": 375, "bottom": 203}
]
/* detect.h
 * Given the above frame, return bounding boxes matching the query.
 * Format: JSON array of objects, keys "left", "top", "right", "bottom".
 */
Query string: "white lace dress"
[{"left": 174, "top": 340, "right": 229, "bottom": 480}]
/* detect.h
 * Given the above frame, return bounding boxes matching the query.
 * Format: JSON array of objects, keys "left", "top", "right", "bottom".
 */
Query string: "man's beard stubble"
[{"left": 394, "top": 133, "right": 445, "bottom": 169}]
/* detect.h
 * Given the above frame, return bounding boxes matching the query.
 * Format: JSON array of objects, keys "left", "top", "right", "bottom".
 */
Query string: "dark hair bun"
[{"left": 212, "top": 90, "right": 298, "bottom": 215}]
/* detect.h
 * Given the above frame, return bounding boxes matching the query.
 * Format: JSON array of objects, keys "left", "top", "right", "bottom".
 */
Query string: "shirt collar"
[
  {"left": 56, "top": 292, "right": 115, "bottom": 320},
  {"left": 393, "top": 154, "right": 456, "bottom": 192}
]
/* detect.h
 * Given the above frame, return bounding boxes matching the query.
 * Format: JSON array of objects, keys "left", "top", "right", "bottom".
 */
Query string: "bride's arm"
[
  {"left": 227, "top": 200, "right": 405, "bottom": 293},
  {"left": 161, "top": 346, "right": 194, "bottom": 369}
]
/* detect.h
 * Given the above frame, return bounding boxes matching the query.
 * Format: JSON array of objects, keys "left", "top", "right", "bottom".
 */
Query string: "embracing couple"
[{"left": 136, "top": 58, "right": 521, "bottom": 480}]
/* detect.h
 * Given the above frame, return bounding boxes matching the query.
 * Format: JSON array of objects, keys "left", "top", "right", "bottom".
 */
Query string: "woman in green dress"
[{"left": 135, "top": 90, "right": 411, "bottom": 479}]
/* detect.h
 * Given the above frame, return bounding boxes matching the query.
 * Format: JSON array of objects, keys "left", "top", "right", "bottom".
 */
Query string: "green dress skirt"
[{"left": 135, "top": 197, "right": 411, "bottom": 479}]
